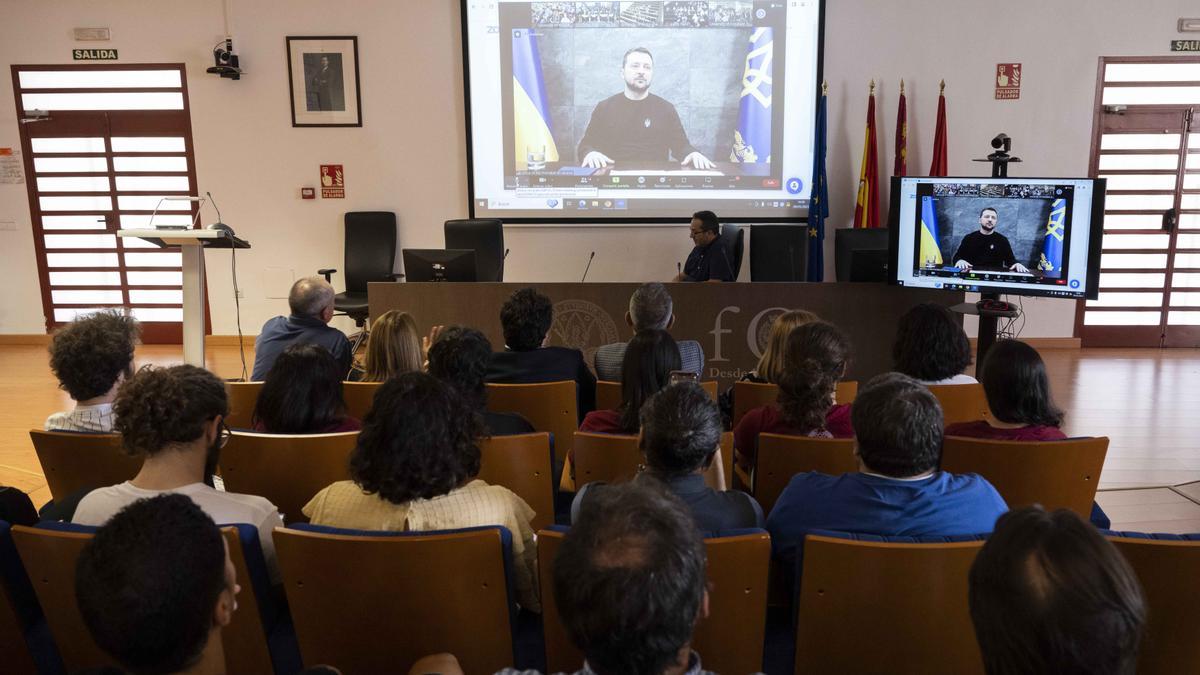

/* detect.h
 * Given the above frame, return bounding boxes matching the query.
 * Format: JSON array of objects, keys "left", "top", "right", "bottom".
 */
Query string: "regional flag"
[
  {"left": 894, "top": 82, "right": 907, "bottom": 177},
  {"left": 919, "top": 196, "right": 943, "bottom": 267},
  {"left": 807, "top": 84, "right": 829, "bottom": 281},
  {"left": 730, "top": 27, "right": 773, "bottom": 163},
  {"left": 929, "top": 81, "right": 948, "bottom": 177},
  {"left": 1038, "top": 198, "right": 1066, "bottom": 277},
  {"left": 853, "top": 83, "right": 880, "bottom": 228},
  {"left": 512, "top": 31, "right": 559, "bottom": 170}
]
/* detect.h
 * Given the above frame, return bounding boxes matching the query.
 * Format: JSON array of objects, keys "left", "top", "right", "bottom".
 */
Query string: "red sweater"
[
  {"left": 944, "top": 420, "right": 1067, "bottom": 441},
  {"left": 579, "top": 408, "right": 631, "bottom": 435},
  {"left": 733, "top": 404, "right": 853, "bottom": 470}
]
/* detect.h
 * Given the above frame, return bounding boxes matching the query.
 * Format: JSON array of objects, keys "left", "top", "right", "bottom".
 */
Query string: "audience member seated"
[
  {"left": 945, "top": 339, "right": 1067, "bottom": 441},
  {"left": 581, "top": 329, "right": 680, "bottom": 435},
  {"left": 892, "top": 302, "right": 977, "bottom": 385},
  {"left": 0, "top": 485, "right": 37, "bottom": 526},
  {"left": 45, "top": 309, "right": 140, "bottom": 432},
  {"left": 72, "top": 365, "right": 285, "bottom": 580},
  {"left": 353, "top": 309, "right": 422, "bottom": 382},
  {"left": 718, "top": 308, "right": 818, "bottom": 423},
  {"left": 574, "top": 383, "right": 764, "bottom": 531},
  {"left": 733, "top": 320, "right": 854, "bottom": 472},
  {"left": 251, "top": 343, "right": 361, "bottom": 434},
  {"left": 251, "top": 276, "right": 352, "bottom": 381},
  {"left": 593, "top": 282, "right": 704, "bottom": 380},
  {"left": 427, "top": 326, "right": 534, "bottom": 436},
  {"left": 303, "top": 372, "right": 539, "bottom": 611},
  {"left": 767, "top": 372, "right": 1008, "bottom": 574},
  {"left": 969, "top": 506, "right": 1145, "bottom": 675},
  {"left": 506, "top": 481, "right": 715, "bottom": 675},
  {"left": 486, "top": 287, "right": 596, "bottom": 418}
]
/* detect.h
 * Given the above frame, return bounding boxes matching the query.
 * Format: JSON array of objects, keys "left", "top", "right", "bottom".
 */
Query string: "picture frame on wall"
[{"left": 286, "top": 35, "right": 362, "bottom": 127}]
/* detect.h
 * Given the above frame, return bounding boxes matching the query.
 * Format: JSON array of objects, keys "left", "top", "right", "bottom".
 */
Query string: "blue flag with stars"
[
  {"left": 807, "top": 89, "right": 828, "bottom": 281},
  {"left": 1038, "top": 198, "right": 1066, "bottom": 278}
]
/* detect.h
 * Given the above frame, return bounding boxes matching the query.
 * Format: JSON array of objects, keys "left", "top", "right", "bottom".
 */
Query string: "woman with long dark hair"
[
  {"left": 946, "top": 339, "right": 1067, "bottom": 441},
  {"left": 580, "top": 329, "right": 681, "bottom": 434},
  {"left": 251, "top": 343, "right": 360, "bottom": 433}
]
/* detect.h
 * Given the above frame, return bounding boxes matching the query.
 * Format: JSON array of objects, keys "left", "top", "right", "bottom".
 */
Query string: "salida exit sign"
[{"left": 73, "top": 49, "right": 118, "bottom": 60}]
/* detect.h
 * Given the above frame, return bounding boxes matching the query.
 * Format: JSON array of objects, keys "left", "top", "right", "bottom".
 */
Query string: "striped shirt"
[
  {"left": 44, "top": 403, "right": 116, "bottom": 433},
  {"left": 593, "top": 339, "right": 705, "bottom": 381}
]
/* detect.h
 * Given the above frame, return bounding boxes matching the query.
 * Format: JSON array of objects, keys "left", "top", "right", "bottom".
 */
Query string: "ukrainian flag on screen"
[
  {"left": 919, "top": 196, "right": 943, "bottom": 266},
  {"left": 730, "top": 27, "right": 773, "bottom": 163},
  {"left": 512, "top": 31, "right": 558, "bottom": 170},
  {"left": 1038, "top": 198, "right": 1066, "bottom": 278}
]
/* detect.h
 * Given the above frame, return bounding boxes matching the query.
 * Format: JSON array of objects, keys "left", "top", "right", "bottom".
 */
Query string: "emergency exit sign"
[{"left": 72, "top": 49, "right": 118, "bottom": 60}]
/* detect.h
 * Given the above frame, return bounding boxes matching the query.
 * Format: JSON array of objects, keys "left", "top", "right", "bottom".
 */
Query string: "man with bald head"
[{"left": 251, "top": 276, "right": 352, "bottom": 380}]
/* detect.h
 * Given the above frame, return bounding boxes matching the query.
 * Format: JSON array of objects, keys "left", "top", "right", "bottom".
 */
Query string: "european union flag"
[
  {"left": 1038, "top": 198, "right": 1066, "bottom": 277},
  {"left": 512, "top": 31, "right": 559, "bottom": 170},
  {"left": 807, "top": 86, "right": 828, "bottom": 281},
  {"left": 919, "top": 196, "right": 943, "bottom": 267},
  {"left": 730, "top": 27, "right": 773, "bottom": 163}
]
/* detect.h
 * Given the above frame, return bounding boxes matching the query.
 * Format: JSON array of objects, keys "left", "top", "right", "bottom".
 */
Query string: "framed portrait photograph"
[{"left": 286, "top": 36, "right": 362, "bottom": 127}]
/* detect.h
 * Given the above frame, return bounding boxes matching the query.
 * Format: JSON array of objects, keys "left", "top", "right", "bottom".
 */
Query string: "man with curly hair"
[
  {"left": 485, "top": 287, "right": 596, "bottom": 418},
  {"left": 73, "top": 364, "right": 285, "bottom": 581},
  {"left": 45, "top": 310, "right": 140, "bottom": 432}
]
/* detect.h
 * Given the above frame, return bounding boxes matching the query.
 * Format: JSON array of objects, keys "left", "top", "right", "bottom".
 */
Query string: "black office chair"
[
  {"left": 834, "top": 227, "right": 890, "bottom": 282},
  {"left": 750, "top": 225, "right": 809, "bottom": 281},
  {"left": 444, "top": 219, "right": 505, "bottom": 282},
  {"left": 720, "top": 224, "right": 745, "bottom": 280},
  {"left": 318, "top": 211, "right": 402, "bottom": 353}
]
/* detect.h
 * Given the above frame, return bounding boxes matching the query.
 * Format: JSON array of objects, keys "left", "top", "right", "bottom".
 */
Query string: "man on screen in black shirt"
[
  {"left": 577, "top": 47, "right": 715, "bottom": 170},
  {"left": 674, "top": 210, "right": 735, "bottom": 282},
  {"left": 952, "top": 207, "right": 1031, "bottom": 273}
]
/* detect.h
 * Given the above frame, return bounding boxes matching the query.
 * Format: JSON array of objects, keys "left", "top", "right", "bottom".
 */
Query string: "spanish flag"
[
  {"left": 512, "top": 31, "right": 558, "bottom": 170},
  {"left": 853, "top": 81, "right": 880, "bottom": 229}
]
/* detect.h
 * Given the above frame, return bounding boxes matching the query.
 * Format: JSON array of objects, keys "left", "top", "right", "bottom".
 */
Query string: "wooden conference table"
[{"left": 369, "top": 282, "right": 964, "bottom": 390}]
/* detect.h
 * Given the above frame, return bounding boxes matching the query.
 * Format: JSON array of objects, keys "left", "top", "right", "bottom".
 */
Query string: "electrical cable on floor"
[{"left": 231, "top": 241, "right": 247, "bottom": 381}]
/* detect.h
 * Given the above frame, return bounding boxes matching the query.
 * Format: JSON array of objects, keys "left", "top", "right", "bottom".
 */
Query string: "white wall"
[{"left": 0, "top": 0, "right": 1193, "bottom": 336}]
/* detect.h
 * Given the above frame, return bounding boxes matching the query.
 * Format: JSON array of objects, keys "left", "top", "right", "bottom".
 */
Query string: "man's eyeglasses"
[{"left": 216, "top": 419, "right": 231, "bottom": 449}]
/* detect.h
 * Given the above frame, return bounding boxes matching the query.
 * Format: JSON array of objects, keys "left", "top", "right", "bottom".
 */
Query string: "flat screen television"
[{"left": 887, "top": 176, "right": 1106, "bottom": 300}]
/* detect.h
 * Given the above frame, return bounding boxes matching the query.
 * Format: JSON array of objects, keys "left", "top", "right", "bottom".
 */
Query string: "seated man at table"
[
  {"left": 486, "top": 287, "right": 596, "bottom": 418},
  {"left": 251, "top": 276, "right": 351, "bottom": 380},
  {"left": 767, "top": 372, "right": 1008, "bottom": 574},
  {"left": 671, "top": 211, "right": 735, "bottom": 283},
  {"left": 593, "top": 282, "right": 704, "bottom": 380},
  {"left": 46, "top": 309, "right": 140, "bottom": 432}
]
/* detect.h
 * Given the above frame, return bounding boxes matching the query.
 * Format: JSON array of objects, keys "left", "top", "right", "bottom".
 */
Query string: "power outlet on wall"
[{"left": 234, "top": 290, "right": 244, "bottom": 298}]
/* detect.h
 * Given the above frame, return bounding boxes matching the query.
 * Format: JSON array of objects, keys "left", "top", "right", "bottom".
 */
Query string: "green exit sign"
[{"left": 72, "top": 49, "right": 118, "bottom": 60}]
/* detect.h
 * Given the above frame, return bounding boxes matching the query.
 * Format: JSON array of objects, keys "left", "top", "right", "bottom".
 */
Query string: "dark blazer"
[{"left": 485, "top": 346, "right": 597, "bottom": 420}]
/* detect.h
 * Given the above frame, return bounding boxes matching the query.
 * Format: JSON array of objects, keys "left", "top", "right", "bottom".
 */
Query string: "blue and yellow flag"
[
  {"left": 512, "top": 31, "right": 558, "bottom": 170},
  {"left": 730, "top": 27, "right": 773, "bottom": 163},
  {"left": 1038, "top": 198, "right": 1066, "bottom": 277},
  {"left": 807, "top": 86, "right": 828, "bottom": 281},
  {"left": 919, "top": 196, "right": 943, "bottom": 267}
]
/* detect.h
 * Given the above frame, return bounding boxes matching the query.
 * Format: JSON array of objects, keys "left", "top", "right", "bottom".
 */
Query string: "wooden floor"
[{"left": 4, "top": 343, "right": 1200, "bottom": 531}]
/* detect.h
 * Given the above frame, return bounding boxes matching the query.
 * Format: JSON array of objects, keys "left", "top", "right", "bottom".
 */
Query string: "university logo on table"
[{"left": 551, "top": 300, "right": 619, "bottom": 364}]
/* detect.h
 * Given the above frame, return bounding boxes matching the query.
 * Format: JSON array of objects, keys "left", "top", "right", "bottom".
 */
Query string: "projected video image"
[{"left": 912, "top": 182, "right": 1072, "bottom": 287}]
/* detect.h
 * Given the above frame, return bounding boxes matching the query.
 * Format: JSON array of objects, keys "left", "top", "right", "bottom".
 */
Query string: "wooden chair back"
[
  {"left": 29, "top": 430, "right": 141, "bottom": 504},
  {"left": 0, "top": 523, "right": 46, "bottom": 675},
  {"left": 941, "top": 436, "right": 1108, "bottom": 517},
  {"left": 0, "top": 587, "right": 37, "bottom": 675},
  {"left": 1108, "top": 535, "right": 1200, "bottom": 675},
  {"left": 274, "top": 526, "right": 514, "bottom": 674},
  {"left": 478, "top": 433, "right": 555, "bottom": 532},
  {"left": 342, "top": 381, "right": 383, "bottom": 422},
  {"left": 796, "top": 534, "right": 985, "bottom": 674},
  {"left": 486, "top": 381, "right": 578, "bottom": 465},
  {"left": 754, "top": 434, "right": 858, "bottom": 513},
  {"left": 733, "top": 380, "right": 858, "bottom": 426},
  {"left": 572, "top": 432, "right": 728, "bottom": 491},
  {"left": 224, "top": 381, "right": 263, "bottom": 429},
  {"left": 217, "top": 431, "right": 359, "bottom": 523},
  {"left": 595, "top": 380, "right": 718, "bottom": 411},
  {"left": 539, "top": 528, "right": 771, "bottom": 675},
  {"left": 927, "top": 383, "right": 991, "bottom": 425}
]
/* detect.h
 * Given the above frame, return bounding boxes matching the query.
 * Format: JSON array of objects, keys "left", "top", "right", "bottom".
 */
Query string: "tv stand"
[{"left": 952, "top": 291, "right": 1018, "bottom": 367}]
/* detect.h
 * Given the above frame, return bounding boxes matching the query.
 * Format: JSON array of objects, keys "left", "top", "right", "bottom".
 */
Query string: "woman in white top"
[{"left": 892, "top": 302, "right": 978, "bottom": 386}]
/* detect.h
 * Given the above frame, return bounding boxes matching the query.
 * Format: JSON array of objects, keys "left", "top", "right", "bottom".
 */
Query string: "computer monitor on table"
[{"left": 402, "top": 249, "right": 477, "bottom": 282}]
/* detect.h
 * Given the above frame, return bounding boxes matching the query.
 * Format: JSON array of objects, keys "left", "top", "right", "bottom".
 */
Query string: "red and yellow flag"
[
  {"left": 853, "top": 81, "right": 880, "bottom": 229},
  {"left": 929, "top": 80, "right": 948, "bottom": 177},
  {"left": 894, "top": 80, "right": 907, "bottom": 177}
]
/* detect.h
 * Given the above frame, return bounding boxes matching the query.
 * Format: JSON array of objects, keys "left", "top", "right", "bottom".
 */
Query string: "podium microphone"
[
  {"left": 205, "top": 191, "right": 234, "bottom": 236},
  {"left": 496, "top": 248, "right": 510, "bottom": 281},
  {"left": 581, "top": 251, "right": 596, "bottom": 282}
]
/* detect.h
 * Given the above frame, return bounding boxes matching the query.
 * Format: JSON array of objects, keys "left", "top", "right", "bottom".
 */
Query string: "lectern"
[{"left": 116, "top": 229, "right": 250, "bottom": 366}]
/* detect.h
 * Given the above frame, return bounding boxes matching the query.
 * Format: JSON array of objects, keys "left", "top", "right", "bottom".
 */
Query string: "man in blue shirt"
[
  {"left": 767, "top": 372, "right": 1008, "bottom": 574},
  {"left": 672, "top": 211, "right": 734, "bottom": 283},
  {"left": 251, "top": 276, "right": 352, "bottom": 380}
]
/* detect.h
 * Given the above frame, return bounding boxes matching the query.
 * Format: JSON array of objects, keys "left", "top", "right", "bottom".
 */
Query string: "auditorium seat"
[
  {"left": 275, "top": 524, "right": 517, "bottom": 674},
  {"left": 0, "top": 520, "right": 53, "bottom": 675},
  {"left": 478, "top": 432, "right": 555, "bottom": 532},
  {"left": 595, "top": 379, "right": 718, "bottom": 411},
  {"left": 795, "top": 531, "right": 986, "bottom": 674},
  {"left": 1105, "top": 531, "right": 1200, "bottom": 675},
  {"left": 926, "top": 383, "right": 991, "bottom": 425},
  {"left": 29, "top": 430, "right": 141, "bottom": 505},
  {"left": 341, "top": 380, "right": 382, "bottom": 421},
  {"left": 539, "top": 526, "right": 770, "bottom": 675},
  {"left": 217, "top": 431, "right": 358, "bottom": 524},
  {"left": 732, "top": 380, "right": 858, "bottom": 427},
  {"left": 753, "top": 433, "right": 858, "bottom": 514},
  {"left": 572, "top": 431, "right": 729, "bottom": 491},
  {"left": 941, "top": 436, "right": 1108, "bottom": 518},
  {"left": 486, "top": 381, "right": 578, "bottom": 466},
  {"left": 224, "top": 380, "right": 264, "bottom": 429}
]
